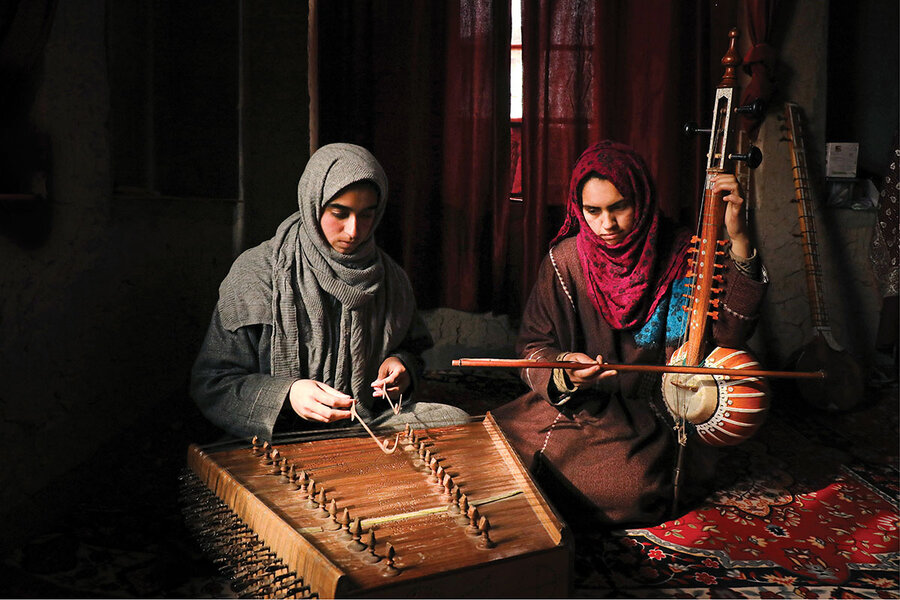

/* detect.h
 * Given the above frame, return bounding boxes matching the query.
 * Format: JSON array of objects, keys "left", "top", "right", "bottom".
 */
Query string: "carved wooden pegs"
[
  {"left": 362, "top": 530, "right": 381, "bottom": 564},
  {"left": 347, "top": 517, "right": 367, "bottom": 552},
  {"left": 381, "top": 543, "right": 400, "bottom": 577},
  {"left": 477, "top": 516, "right": 496, "bottom": 549}
]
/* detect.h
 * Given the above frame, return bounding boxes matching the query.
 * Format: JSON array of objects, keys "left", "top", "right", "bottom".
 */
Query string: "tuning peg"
[
  {"left": 683, "top": 121, "right": 712, "bottom": 137},
  {"left": 735, "top": 99, "right": 766, "bottom": 119},
  {"left": 728, "top": 146, "right": 763, "bottom": 169}
]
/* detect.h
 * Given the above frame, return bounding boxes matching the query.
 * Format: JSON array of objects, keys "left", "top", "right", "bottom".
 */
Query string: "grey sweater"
[{"left": 190, "top": 299, "right": 433, "bottom": 440}]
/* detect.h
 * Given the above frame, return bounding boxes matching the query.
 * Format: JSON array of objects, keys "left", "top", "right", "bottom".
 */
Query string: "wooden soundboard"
[{"left": 181, "top": 413, "right": 572, "bottom": 598}]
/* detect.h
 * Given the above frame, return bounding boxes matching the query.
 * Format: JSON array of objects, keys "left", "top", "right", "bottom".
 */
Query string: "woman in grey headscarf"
[{"left": 191, "top": 143, "right": 469, "bottom": 440}]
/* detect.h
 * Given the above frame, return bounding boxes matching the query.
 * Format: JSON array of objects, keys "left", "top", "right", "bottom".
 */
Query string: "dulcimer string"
[{"left": 451, "top": 357, "right": 826, "bottom": 379}]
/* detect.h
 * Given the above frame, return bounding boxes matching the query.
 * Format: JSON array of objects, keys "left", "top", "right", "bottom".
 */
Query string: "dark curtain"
[
  {"left": 0, "top": 0, "right": 56, "bottom": 190},
  {"left": 317, "top": 0, "right": 747, "bottom": 315},
  {"left": 441, "top": 1, "right": 511, "bottom": 311},
  {"left": 0, "top": 0, "right": 58, "bottom": 247},
  {"left": 739, "top": 0, "right": 779, "bottom": 138},
  {"left": 517, "top": 0, "right": 722, "bottom": 312},
  {"left": 317, "top": 1, "right": 510, "bottom": 312}
]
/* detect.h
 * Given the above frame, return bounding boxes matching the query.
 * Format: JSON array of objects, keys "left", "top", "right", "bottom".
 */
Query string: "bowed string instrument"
[
  {"left": 660, "top": 27, "right": 771, "bottom": 448},
  {"left": 781, "top": 101, "right": 864, "bottom": 412},
  {"left": 453, "top": 29, "right": 826, "bottom": 438}
]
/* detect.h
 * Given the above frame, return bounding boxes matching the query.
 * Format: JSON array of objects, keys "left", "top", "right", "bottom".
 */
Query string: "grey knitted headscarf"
[{"left": 218, "top": 143, "right": 416, "bottom": 418}]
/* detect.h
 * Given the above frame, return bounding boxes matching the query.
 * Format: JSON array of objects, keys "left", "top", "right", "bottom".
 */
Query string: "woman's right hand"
[
  {"left": 564, "top": 353, "right": 618, "bottom": 387},
  {"left": 288, "top": 380, "right": 354, "bottom": 423}
]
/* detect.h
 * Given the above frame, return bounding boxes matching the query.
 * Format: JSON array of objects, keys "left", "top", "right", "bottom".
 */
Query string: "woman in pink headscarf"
[{"left": 493, "top": 141, "right": 768, "bottom": 527}]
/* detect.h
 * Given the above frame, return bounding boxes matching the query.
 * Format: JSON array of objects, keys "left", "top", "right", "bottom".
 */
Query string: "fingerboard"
[{"left": 784, "top": 102, "right": 830, "bottom": 329}]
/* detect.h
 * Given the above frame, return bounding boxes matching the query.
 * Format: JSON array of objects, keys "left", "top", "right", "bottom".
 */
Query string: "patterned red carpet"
[
  {"left": 1, "top": 372, "right": 897, "bottom": 598},
  {"left": 572, "top": 388, "right": 899, "bottom": 598}
]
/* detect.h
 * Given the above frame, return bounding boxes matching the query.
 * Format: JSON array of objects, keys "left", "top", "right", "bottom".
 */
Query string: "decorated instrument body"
[{"left": 662, "top": 28, "right": 770, "bottom": 447}]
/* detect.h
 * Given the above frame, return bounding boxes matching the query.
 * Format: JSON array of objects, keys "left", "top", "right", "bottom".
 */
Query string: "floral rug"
[{"left": 572, "top": 382, "right": 900, "bottom": 599}]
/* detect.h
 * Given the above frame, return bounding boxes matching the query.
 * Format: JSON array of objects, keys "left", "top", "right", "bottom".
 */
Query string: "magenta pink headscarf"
[{"left": 551, "top": 141, "right": 691, "bottom": 330}]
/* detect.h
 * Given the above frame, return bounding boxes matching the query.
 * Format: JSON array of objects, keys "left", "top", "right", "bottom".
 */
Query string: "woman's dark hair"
[{"left": 577, "top": 173, "right": 610, "bottom": 204}]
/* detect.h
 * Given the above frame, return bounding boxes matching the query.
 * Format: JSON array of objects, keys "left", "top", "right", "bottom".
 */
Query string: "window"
[{"left": 510, "top": 0, "right": 523, "bottom": 200}]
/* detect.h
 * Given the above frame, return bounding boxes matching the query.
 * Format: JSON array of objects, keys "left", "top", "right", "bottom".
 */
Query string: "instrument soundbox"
[
  {"left": 662, "top": 28, "right": 770, "bottom": 447},
  {"left": 782, "top": 101, "right": 865, "bottom": 412},
  {"left": 181, "top": 415, "right": 572, "bottom": 598}
]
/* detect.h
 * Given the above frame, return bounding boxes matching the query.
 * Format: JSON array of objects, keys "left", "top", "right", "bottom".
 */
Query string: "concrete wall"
[
  {"left": 0, "top": 0, "right": 308, "bottom": 545},
  {"left": 748, "top": 0, "right": 888, "bottom": 370}
]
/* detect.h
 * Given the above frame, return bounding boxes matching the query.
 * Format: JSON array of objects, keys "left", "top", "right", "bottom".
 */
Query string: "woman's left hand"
[
  {"left": 711, "top": 173, "right": 753, "bottom": 259},
  {"left": 371, "top": 356, "right": 411, "bottom": 401}
]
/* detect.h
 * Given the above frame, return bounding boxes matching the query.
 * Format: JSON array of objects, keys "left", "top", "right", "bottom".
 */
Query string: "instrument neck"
[
  {"left": 786, "top": 106, "right": 831, "bottom": 329},
  {"left": 682, "top": 170, "right": 730, "bottom": 366}
]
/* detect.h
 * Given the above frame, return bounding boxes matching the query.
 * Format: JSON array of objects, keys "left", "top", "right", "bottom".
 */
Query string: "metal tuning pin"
[{"left": 734, "top": 98, "right": 765, "bottom": 120}]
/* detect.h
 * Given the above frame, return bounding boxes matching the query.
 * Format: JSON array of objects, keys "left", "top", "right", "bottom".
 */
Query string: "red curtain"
[
  {"left": 440, "top": 1, "right": 511, "bottom": 311},
  {"left": 517, "top": 0, "right": 720, "bottom": 312},
  {"left": 317, "top": 0, "right": 746, "bottom": 315},
  {"left": 316, "top": 1, "right": 510, "bottom": 312}
]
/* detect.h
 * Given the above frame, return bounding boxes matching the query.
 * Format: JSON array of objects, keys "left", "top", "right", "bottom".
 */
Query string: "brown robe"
[{"left": 493, "top": 237, "right": 767, "bottom": 527}]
